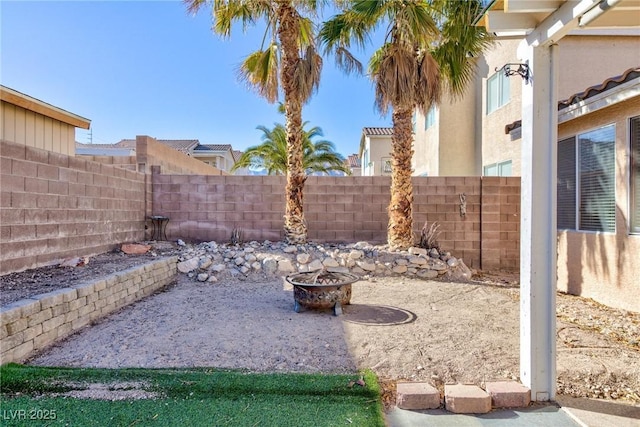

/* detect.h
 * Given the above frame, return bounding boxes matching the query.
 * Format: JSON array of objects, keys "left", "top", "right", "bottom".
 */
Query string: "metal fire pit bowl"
[{"left": 285, "top": 271, "right": 360, "bottom": 316}]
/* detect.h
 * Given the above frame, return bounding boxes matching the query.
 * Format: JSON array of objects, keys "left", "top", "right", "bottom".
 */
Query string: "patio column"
[{"left": 517, "top": 41, "right": 558, "bottom": 402}]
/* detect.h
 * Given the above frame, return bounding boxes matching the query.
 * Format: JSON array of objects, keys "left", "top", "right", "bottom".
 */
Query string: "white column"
[{"left": 517, "top": 41, "right": 558, "bottom": 402}]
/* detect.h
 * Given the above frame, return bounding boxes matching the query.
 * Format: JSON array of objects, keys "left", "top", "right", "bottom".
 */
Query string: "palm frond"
[
  {"left": 294, "top": 45, "right": 322, "bottom": 104},
  {"left": 237, "top": 43, "right": 279, "bottom": 103}
]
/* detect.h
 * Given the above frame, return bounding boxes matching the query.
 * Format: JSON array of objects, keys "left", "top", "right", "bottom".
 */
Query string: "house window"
[
  {"left": 382, "top": 158, "right": 392, "bottom": 174},
  {"left": 483, "top": 160, "right": 512, "bottom": 176},
  {"left": 425, "top": 106, "right": 436, "bottom": 130},
  {"left": 486, "top": 71, "right": 510, "bottom": 114},
  {"left": 412, "top": 112, "right": 417, "bottom": 134},
  {"left": 557, "top": 124, "right": 616, "bottom": 232},
  {"left": 631, "top": 116, "right": 640, "bottom": 234}
]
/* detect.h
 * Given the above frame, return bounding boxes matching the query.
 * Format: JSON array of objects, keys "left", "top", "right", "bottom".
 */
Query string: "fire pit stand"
[{"left": 285, "top": 271, "right": 360, "bottom": 316}]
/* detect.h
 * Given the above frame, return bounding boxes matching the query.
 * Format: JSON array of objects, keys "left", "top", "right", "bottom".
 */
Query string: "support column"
[{"left": 517, "top": 41, "right": 558, "bottom": 402}]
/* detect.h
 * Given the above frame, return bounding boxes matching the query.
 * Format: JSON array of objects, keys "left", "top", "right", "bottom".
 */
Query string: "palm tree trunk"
[
  {"left": 388, "top": 106, "right": 415, "bottom": 249},
  {"left": 278, "top": 1, "right": 307, "bottom": 244}
]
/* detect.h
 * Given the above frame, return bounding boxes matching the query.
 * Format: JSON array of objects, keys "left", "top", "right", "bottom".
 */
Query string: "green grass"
[{"left": 0, "top": 364, "right": 385, "bottom": 426}]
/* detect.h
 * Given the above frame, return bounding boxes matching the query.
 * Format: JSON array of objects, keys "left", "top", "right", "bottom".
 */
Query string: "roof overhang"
[
  {"left": 558, "top": 76, "right": 640, "bottom": 123},
  {"left": 0, "top": 85, "right": 91, "bottom": 129},
  {"left": 477, "top": 0, "right": 640, "bottom": 44}
]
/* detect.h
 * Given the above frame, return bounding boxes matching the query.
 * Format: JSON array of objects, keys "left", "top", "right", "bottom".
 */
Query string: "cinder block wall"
[
  {"left": 0, "top": 140, "right": 147, "bottom": 274},
  {"left": 152, "top": 174, "right": 520, "bottom": 270}
]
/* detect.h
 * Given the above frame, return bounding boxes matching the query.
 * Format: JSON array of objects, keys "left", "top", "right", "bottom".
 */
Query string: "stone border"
[{"left": 0, "top": 256, "right": 178, "bottom": 365}]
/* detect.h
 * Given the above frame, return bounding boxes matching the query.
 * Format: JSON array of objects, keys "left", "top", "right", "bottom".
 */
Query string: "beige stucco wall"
[
  {"left": 413, "top": 108, "right": 439, "bottom": 176},
  {"left": 1, "top": 101, "right": 76, "bottom": 156},
  {"left": 556, "top": 96, "right": 640, "bottom": 313},
  {"left": 557, "top": 35, "right": 640, "bottom": 100},
  {"left": 363, "top": 135, "right": 393, "bottom": 176},
  {"left": 481, "top": 38, "right": 523, "bottom": 176}
]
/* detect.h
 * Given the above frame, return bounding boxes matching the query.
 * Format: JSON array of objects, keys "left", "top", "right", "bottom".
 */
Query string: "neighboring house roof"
[
  {"left": 232, "top": 150, "right": 243, "bottom": 162},
  {"left": 194, "top": 144, "right": 233, "bottom": 153},
  {"left": 156, "top": 139, "right": 200, "bottom": 154},
  {"left": 362, "top": 127, "right": 393, "bottom": 136},
  {"left": 505, "top": 67, "right": 640, "bottom": 134},
  {"left": 1, "top": 85, "right": 90, "bottom": 129},
  {"left": 115, "top": 139, "right": 137, "bottom": 149},
  {"left": 347, "top": 154, "right": 361, "bottom": 168}
]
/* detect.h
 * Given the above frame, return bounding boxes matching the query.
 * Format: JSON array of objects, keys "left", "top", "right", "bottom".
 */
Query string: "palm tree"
[
  {"left": 185, "top": 0, "right": 323, "bottom": 244},
  {"left": 232, "top": 122, "right": 351, "bottom": 176},
  {"left": 320, "top": 0, "right": 492, "bottom": 249}
]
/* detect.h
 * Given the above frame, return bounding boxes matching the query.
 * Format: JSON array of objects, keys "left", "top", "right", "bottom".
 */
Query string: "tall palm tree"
[
  {"left": 320, "top": 0, "right": 492, "bottom": 249},
  {"left": 232, "top": 122, "right": 351, "bottom": 176},
  {"left": 185, "top": 0, "right": 323, "bottom": 244}
]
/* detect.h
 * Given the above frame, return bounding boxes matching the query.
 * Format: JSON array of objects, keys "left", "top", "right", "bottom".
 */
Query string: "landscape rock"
[
  {"left": 307, "top": 260, "right": 324, "bottom": 271},
  {"left": 322, "top": 257, "right": 340, "bottom": 268},
  {"left": 177, "top": 258, "right": 199, "bottom": 273},
  {"left": 277, "top": 259, "right": 295, "bottom": 273},
  {"left": 296, "top": 253, "right": 311, "bottom": 264},
  {"left": 121, "top": 244, "right": 151, "bottom": 255}
]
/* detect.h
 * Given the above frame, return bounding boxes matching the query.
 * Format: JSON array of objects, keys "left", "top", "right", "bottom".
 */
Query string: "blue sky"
[{"left": 1, "top": 1, "right": 390, "bottom": 156}]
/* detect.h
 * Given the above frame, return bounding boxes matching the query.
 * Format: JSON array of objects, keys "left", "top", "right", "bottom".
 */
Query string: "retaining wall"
[{"left": 0, "top": 256, "right": 177, "bottom": 364}]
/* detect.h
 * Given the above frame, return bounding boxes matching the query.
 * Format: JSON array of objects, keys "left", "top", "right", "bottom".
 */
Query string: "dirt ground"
[{"left": 7, "top": 255, "right": 638, "bottom": 408}]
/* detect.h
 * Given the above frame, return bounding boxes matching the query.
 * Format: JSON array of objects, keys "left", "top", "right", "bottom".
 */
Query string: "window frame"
[
  {"left": 630, "top": 115, "right": 640, "bottom": 234},
  {"left": 425, "top": 106, "right": 437, "bottom": 130},
  {"left": 486, "top": 71, "right": 510, "bottom": 114},
  {"left": 483, "top": 160, "right": 512, "bottom": 177},
  {"left": 557, "top": 124, "right": 616, "bottom": 233}
]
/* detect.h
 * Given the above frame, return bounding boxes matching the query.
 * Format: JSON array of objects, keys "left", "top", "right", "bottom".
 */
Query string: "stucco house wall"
[{"left": 556, "top": 95, "right": 640, "bottom": 313}]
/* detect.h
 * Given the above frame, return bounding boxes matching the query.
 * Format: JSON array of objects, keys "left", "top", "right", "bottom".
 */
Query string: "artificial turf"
[{"left": 0, "top": 364, "right": 385, "bottom": 426}]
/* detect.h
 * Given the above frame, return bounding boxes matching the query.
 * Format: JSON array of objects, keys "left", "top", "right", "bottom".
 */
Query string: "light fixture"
[{"left": 495, "top": 62, "right": 530, "bottom": 84}]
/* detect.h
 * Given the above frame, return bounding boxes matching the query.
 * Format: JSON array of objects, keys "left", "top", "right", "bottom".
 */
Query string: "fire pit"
[{"left": 285, "top": 271, "right": 360, "bottom": 316}]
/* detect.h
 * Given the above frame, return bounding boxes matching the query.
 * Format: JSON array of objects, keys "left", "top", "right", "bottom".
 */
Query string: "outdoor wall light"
[{"left": 496, "top": 62, "right": 530, "bottom": 84}]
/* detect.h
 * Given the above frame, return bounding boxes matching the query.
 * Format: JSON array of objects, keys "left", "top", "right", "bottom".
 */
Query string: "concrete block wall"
[
  {"left": 480, "top": 177, "right": 521, "bottom": 271},
  {"left": 152, "top": 174, "right": 520, "bottom": 270},
  {"left": 0, "top": 140, "right": 147, "bottom": 274},
  {"left": 0, "top": 256, "right": 177, "bottom": 364}
]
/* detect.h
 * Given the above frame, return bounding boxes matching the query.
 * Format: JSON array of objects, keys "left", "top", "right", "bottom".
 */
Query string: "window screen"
[
  {"left": 578, "top": 125, "right": 615, "bottom": 232},
  {"left": 557, "top": 137, "right": 576, "bottom": 230},
  {"left": 631, "top": 116, "right": 640, "bottom": 233}
]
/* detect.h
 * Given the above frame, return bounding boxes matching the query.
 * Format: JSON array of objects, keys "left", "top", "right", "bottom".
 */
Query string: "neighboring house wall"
[
  {"left": 556, "top": 95, "right": 640, "bottom": 313},
  {"left": 360, "top": 129, "right": 394, "bottom": 176},
  {"left": 77, "top": 136, "right": 226, "bottom": 175},
  {"left": 0, "top": 140, "right": 147, "bottom": 274},
  {"left": 0, "top": 86, "right": 90, "bottom": 156}
]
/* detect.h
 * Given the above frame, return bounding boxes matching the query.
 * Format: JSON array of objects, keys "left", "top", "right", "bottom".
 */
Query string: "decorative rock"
[
  {"left": 177, "top": 258, "right": 199, "bottom": 273},
  {"left": 245, "top": 254, "right": 257, "bottom": 263},
  {"left": 239, "top": 266, "right": 250, "bottom": 274},
  {"left": 262, "top": 258, "right": 278, "bottom": 274},
  {"left": 234, "top": 257, "right": 245, "bottom": 266},
  {"left": 296, "top": 253, "right": 311, "bottom": 264},
  {"left": 121, "top": 243, "right": 151, "bottom": 255},
  {"left": 447, "top": 257, "right": 459, "bottom": 267},
  {"left": 445, "top": 384, "right": 491, "bottom": 414},
  {"left": 430, "top": 260, "right": 448, "bottom": 271},
  {"left": 207, "top": 276, "right": 217, "bottom": 283},
  {"left": 417, "top": 269, "right": 438, "bottom": 279},
  {"left": 395, "top": 258, "right": 409, "bottom": 266},
  {"left": 357, "top": 260, "right": 376, "bottom": 272},
  {"left": 408, "top": 247, "right": 427, "bottom": 257},
  {"left": 307, "top": 260, "right": 324, "bottom": 271},
  {"left": 244, "top": 247, "right": 254, "bottom": 253},
  {"left": 197, "top": 273, "right": 209, "bottom": 282},
  {"left": 210, "top": 264, "right": 225, "bottom": 273},
  {"left": 351, "top": 266, "right": 365, "bottom": 275},
  {"left": 348, "top": 250, "right": 364, "bottom": 260},
  {"left": 251, "top": 262, "right": 261, "bottom": 270},
  {"left": 199, "top": 257, "right": 213, "bottom": 270},
  {"left": 327, "top": 266, "right": 350, "bottom": 273},
  {"left": 408, "top": 256, "right": 427, "bottom": 265},
  {"left": 392, "top": 265, "right": 408, "bottom": 274},
  {"left": 322, "top": 257, "right": 340, "bottom": 268},
  {"left": 177, "top": 239, "right": 186, "bottom": 246},
  {"left": 446, "top": 260, "right": 472, "bottom": 282},
  {"left": 277, "top": 259, "right": 295, "bottom": 273},
  {"left": 283, "top": 245, "right": 297, "bottom": 254},
  {"left": 428, "top": 248, "right": 439, "bottom": 258},
  {"left": 396, "top": 382, "right": 440, "bottom": 410}
]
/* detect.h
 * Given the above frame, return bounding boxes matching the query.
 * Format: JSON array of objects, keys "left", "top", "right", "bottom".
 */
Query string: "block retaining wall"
[{"left": 0, "top": 256, "right": 178, "bottom": 364}]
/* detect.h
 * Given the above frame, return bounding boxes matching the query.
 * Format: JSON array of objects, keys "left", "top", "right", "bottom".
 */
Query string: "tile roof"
[
  {"left": 195, "top": 144, "right": 233, "bottom": 152},
  {"left": 232, "top": 150, "right": 243, "bottom": 162},
  {"left": 505, "top": 67, "right": 640, "bottom": 134},
  {"left": 114, "top": 139, "right": 136, "bottom": 148},
  {"left": 347, "top": 154, "right": 361, "bottom": 168},
  {"left": 157, "top": 139, "right": 200, "bottom": 154},
  {"left": 362, "top": 127, "right": 393, "bottom": 136},
  {"left": 558, "top": 67, "right": 640, "bottom": 110}
]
